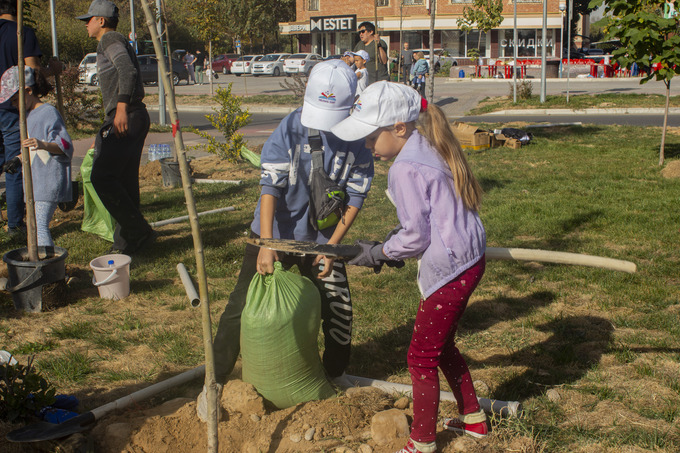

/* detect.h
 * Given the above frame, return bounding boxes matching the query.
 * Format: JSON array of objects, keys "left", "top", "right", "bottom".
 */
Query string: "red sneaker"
[
  {"left": 395, "top": 438, "right": 437, "bottom": 453},
  {"left": 442, "top": 417, "right": 488, "bottom": 438}
]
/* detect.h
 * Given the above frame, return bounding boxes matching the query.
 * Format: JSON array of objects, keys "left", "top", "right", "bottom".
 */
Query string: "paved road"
[{"left": 141, "top": 74, "right": 680, "bottom": 118}]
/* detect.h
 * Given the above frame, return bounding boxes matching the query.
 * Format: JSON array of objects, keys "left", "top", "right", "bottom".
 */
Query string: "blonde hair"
[
  {"left": 416, "top": 104, "right": 483, "bottom": 212},
  {"left": 415, "top": 51, "right": 425, "bottom": 60}
]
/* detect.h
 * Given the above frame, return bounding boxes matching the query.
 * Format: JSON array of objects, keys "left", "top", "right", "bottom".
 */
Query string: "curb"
[
  {"left": 146, "top": 104, "right": 298, "bottom": 114},
  {"left": 480, "top": 107, "right": 680, "bottom": 116}
]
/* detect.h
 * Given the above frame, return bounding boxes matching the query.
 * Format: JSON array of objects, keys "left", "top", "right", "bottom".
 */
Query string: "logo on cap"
[{"left": 318, "top": 91, "right": 336, "bottom": 104}]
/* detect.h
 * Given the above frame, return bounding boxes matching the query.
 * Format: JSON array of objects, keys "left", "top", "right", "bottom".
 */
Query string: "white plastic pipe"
[
  {"left": 177, "top": 263, "right": 200, "bottom": 307},
  {"left": 149, "top": 206, "right": 235, "bottom": 228},
  {"left": 486, "top": 247, "right": 637, "bottom": 273},
  {"left": 345, "top": 375, "right": 522, "bottom": 418},
  {"left": 192, "top": 179, "right": 242, "bottom": 185}
]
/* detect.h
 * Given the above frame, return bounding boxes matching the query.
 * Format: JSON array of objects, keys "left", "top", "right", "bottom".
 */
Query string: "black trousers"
[
  {"left": 213, "top": 238, "right": 353, "bottom": 383},
  {"left": 92, "top": 108, "right": 151, "bottom": 249}
]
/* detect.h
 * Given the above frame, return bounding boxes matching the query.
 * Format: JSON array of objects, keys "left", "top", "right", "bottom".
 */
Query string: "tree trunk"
[
  {"left": 660, "top": 80, "right": 670, "bottom": 166},
  {"left": 141, "top": 2, "right": 219, "bottom": 452},
  {"left": 17, "top": 0, "right": 39, "bottom": 261},
  {"left": 428, "top": 0, "right": 436, "bottom": 102}
]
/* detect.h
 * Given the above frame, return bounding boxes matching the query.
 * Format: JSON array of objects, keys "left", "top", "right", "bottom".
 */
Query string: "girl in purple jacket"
[{"left": 332, "top": 81, "right": 487, "bottom": 453}]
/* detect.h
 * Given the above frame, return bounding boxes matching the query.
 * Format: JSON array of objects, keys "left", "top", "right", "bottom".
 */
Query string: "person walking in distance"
[
  {"left": 77, "top": 0, "right": 156, "bottom": 254},
  {"left": 400, "top": 42, "right": 414, "bottom": 85},
  {"left": 333, "top": 82, "right": 488, "bottom": 453},
  {"left": 194, "top": 50, "right": 204, "bottom": 85},
  {"left": 184, "top": 51, "right": 196, "bottom": 84}
]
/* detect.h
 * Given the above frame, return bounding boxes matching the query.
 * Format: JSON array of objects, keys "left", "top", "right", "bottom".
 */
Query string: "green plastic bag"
[
  {"left": 241, "top": 262, "right": 335, "bottom": 409},
  {"left": 240, "top": 145, "right": 260, "bottom": 168},
  {"left": 80, "top": 148, "right": 115, "bottom": 242}
]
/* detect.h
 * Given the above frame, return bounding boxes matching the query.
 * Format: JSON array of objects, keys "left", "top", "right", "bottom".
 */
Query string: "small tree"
[
  {"left": 590, "top": 0, "right": 680, "bottom": 166},
  {"left": 456, "top": 0, "right": 504, "bottom": 60},
  {"left": 191, "top": 84, "right": 251, "bottom": 161}
]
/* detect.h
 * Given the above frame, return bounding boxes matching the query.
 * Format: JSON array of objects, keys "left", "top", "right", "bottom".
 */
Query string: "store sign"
[
  {"left": 310, "top": 15, "right": 356, "bottom": 33},
  {"left": 500, "top": 39, "right": 554, "bottom": 48}
]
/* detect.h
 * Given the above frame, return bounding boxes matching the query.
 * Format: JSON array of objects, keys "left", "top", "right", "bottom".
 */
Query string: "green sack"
[
  {"left": 241, "top": 262, "right": 335, "bottom": 409},
  {"left": 80, "top": 148, "right": 115, "bottom": 242},
  {"left": 240, "top": 145, "right": 260, "bottom": 168}
]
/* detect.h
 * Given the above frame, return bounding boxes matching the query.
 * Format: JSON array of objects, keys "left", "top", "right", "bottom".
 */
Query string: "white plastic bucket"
[{"left": 89, "top": 254, "right": 131, "bottom": 300}]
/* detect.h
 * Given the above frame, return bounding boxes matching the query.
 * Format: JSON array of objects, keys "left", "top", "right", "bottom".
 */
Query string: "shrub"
[
  {"left": 279, "top": 72, "right": 307, "bottom": 101},
  {"left": 54, "top": 65, "right": 103, "bottom": 129},
  {"left": 190, "top": 83, "right": 252, "bottom": 161},
  {"left": 0, "top": 356, "right": 56, "bottom": 423},
  {"left": 439, "top": 61, "right": 453, "bottom": 76},
  {"left": 508, "top": 79, "right": 533, "bottom": 100}
]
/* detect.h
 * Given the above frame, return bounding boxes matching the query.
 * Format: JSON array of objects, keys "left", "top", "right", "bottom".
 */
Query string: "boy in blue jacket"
[{"left": 199, "top": 60, "right": 374, "bottom": 421}]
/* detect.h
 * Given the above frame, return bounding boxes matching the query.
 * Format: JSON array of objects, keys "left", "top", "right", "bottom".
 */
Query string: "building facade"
[{"left": 280, "top": 0, "right": 587, "bottom": 62}]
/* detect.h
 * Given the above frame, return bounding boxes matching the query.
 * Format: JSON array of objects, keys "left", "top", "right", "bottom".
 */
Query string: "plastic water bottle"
[
  {"left": 162, "top": 144, "right": 171, "bottom": 160},
  {"left": 148, "top": 144, "right": 156, "bottom": 161}
]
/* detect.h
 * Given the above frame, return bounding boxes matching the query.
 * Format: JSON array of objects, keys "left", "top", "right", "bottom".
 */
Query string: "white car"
[
  {"left": 78, "top": 52, "right": 98, "bottom": 85},
  {"left": 283, "top": 53, "right": 323, "bottom": 75},
  {"left": 252, "top": 53, "right": 291, "bottom": 77},
  {"left": 230, "top": 55, "right": 263, "bottom": 76}
]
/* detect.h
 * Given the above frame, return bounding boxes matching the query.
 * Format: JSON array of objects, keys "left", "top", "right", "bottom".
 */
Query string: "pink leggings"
[{"left": 408, "top": 256, "right": 485, "bottom": 443}]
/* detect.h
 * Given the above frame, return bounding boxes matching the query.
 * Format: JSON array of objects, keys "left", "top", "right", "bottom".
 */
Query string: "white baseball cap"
[
  {"left": 300, "top": 60, "right": 358, "bottom": 132},
  {"left": 331, "top": 81, "right": 422, "bottom": 142},
  {"left": 350, "top": 50, "right": 370, "bottom": 62}
]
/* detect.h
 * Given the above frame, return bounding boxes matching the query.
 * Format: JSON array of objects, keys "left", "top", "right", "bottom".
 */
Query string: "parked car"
[
  {"left": 137, "top": 54, "right": 189, "bottom": 85},
  {"left": 324, "top": 54, "right": 343, "bottom": 61},
  {"left": 251, "top": 53, "right": 290, "bottom": 77},
  {"left": 211, "top": 53, "right": 239, "bottom": 74},
  {"left": 231, "top": 55, "right": 263, "bottom": 76},
  {"left": 283, "top": 53, "right": 323, "bottom": 75},
  {"left": 78, "top": 52, "right": 98, "bottom": 86}
]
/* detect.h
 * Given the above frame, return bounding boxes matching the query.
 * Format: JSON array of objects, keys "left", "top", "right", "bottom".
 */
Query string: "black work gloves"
[
  {"left": 3, "top": 156, "right": 21, "bottom": 175},
  {"left": 348, "top": 240, "right": 405, "bottom": 274}
]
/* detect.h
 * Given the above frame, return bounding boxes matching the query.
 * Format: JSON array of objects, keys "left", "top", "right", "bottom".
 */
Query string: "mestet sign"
[{"left": 310, "top": 15, "right": 356, "bottom": 33}]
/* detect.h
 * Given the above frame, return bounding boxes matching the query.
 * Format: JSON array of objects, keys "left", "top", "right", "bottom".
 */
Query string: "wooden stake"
[
  {"left": 17, "top": 0, "right": 39, "bottom": 261},
  {"left": 140, "top": 1, "right": 219, "bottom": 451}
]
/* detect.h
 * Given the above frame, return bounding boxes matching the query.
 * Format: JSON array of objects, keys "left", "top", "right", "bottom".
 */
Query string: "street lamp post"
[
  {"left": 566, "top": 0, "right": 573, "bottom": 102},
  {"left": 559, "top": 1, "right": 566, "bottom": 72}
]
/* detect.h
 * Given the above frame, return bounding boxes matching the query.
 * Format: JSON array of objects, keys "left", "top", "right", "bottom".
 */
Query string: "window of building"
[
  {"left": 403, "top": 0, "right": 424, "bottom": 5},
  {"left": 377, "top": 0, "right": 389, "bottom": 6},
  {"left": 500, "top": 29, "right": 555, "bottom": 58},
  {"left": 308, "top": 0, "right": 319, "bottom": 11},
  {"left": 450, "top": 0, "right": 474, "bottom": 3}
]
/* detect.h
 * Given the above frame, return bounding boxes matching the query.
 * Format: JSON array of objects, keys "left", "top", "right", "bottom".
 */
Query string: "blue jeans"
[{"left": 0, "top": 108, "right": 25, "bottom": 228}]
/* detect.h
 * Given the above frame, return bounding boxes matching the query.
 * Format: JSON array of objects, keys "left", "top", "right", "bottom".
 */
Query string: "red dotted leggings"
[{"left": 407, "top": 256, "right": 485, "bottom": 443}]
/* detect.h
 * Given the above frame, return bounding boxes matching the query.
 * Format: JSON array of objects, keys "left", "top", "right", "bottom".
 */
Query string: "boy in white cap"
[
  {"left": 351, "top": 49, "right": 370, "bottom": 95},
  {"left": 200, "top": 60, "right": 374, "bottom": 421}
]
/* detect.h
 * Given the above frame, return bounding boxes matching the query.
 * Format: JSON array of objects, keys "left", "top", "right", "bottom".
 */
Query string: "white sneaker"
[{"left": 196, "top": 384, "right": 223, "bottom": 423}]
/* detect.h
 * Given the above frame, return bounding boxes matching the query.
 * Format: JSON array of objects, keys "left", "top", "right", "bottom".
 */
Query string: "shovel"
[
  {"left": 6, "top": 365, "right": 205, "bottom": 443},
  {"left": 247, "top": 238, "right": 361, "bottom": 260}
]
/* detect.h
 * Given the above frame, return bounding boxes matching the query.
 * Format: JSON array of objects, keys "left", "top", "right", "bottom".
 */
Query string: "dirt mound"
[
  {"left": 661, "top": 160, "right": 680, "bottom": 178},
  {"left": 88, "top": 380, "right": 415, "bottom": 453}
]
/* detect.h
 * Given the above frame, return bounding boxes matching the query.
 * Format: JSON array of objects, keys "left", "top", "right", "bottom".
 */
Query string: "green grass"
[
  {"left": 2, "top": 122, "right": 680, "bottom": 450},
  {"left": 469, "top": 92, "right": 680, "bottom": 115}
]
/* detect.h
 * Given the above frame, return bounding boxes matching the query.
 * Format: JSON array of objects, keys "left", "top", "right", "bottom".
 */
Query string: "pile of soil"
[{"left": 86, "top": 376, "right": 484, "bottom": 453}]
